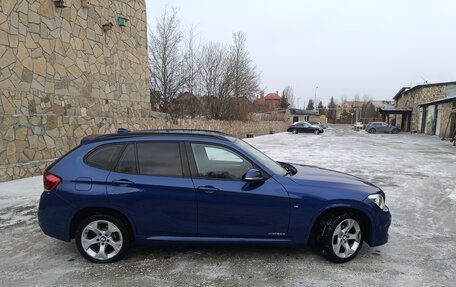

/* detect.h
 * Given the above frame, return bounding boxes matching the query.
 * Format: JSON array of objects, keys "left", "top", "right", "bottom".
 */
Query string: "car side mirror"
[{"left": 243, "top": 169, "right": 264, "bottom": 182}]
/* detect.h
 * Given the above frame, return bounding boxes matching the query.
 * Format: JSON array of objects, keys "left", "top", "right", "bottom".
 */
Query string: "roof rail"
[
  {"left": 117, "top": 128, "right": 130, "bottom": 134},
  {"left": 144, "top": 129, "right": 228, "bottom": 135}
]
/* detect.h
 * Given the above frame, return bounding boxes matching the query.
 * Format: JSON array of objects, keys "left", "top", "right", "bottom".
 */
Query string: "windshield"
[{"left": 234, "top": 139, "right": 287, "bottom": 176}]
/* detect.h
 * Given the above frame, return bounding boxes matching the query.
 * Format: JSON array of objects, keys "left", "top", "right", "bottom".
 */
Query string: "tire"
[
  {"left": 392, "top": 129, "right": 399, "bottom": 134},
  {"left": 318, "top": 212, "right": 363, "bottom": 263},
  {"left": 368, "top": 128, "right": 376, "bottom": 134},
  {"left": 292, "top": 129, "right": 298, "bottom": 134},
  {"left": 75, "top": 214, "right": 130, "bottom": 263},
  {"left": 314, "top": 130, "right": 320, "bottom": 135}
]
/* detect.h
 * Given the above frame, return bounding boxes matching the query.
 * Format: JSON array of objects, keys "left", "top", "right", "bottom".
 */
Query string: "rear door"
[
  {"left": 187, "top": 142, "right": 290, "bottom": 238},
  {"left": 106, "top": 141, "right": 197, "bottom": 238}
]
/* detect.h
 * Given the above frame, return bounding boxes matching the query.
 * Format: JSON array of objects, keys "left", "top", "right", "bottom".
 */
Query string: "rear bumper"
[{"left": 38, "top": 191, "right": 75, "bottom": 242}]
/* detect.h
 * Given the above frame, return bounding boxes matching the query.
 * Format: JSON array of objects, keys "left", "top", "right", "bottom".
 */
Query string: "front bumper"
[{"left": 367, "top": 202, "right": 391, "bottom": 247}]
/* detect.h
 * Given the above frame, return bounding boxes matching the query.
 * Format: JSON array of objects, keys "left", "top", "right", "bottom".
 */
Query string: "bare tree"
[
  {"left": 199, "top": 42, "right": 231, "bottom": 120},
  {"left": 177, "top": 25, "right": 202, "bottom": 117},
  {"left": 282, "top": 85, "right": 295, "bottom": 108},
  {"left": 149, "top": 8, "right": 183, "bottom": 113},
  {"left": 354, "top": 94, "right": 360, "bottom": 106},
  {"left": 340, "top": 96, "right": 347, "bottom": 107},
  {"left": 228, "top": 32, "right": 259, "bottom": 100},
  {"left": 182, "top": 25, "right": 201, "bottom": 96}
]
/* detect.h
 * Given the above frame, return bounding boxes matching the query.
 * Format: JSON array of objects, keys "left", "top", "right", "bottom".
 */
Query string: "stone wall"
[
  {"left": 0, "top": 113, "right": 289, "bottom": 182},
  {"left": 0, "top": 0, "right": 151, "bottom": 182}
]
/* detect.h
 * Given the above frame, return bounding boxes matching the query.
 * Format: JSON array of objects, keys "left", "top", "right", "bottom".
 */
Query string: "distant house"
[
  {"left": 385, "top": 81, "right": 456, "bottom": 137},
  {"left": 371, "top": 100, "right": 395, "bottom": 110},
  {"left": 288, "top": 108, "right": 321, "bottom": 124},
  {"left": 254, "top": 91, "right": 282, "bottom": 112}
]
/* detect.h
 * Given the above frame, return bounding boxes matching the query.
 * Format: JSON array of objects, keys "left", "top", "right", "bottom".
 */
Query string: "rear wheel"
[
  {"left": 368, "top": 128, "right": 376, "bottom": 134},
  {"left": 75, "top": 214, "right": 130, "bottom": 263},
  {"left": 292, "top": 129, "right": 298, "bottom": 134},
  {"left": 392, "top": 129, "right": 399, "bottom": 134},
  {"left": 318, "top": 212, "right": 363, "bottom": 263}
]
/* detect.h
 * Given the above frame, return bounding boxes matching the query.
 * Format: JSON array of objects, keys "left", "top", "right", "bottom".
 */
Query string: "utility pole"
[{"left": 314, "top": 86, "right": 318, "bottom": 111}]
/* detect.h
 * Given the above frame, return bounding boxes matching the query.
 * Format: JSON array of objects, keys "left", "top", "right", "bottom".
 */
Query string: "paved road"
[{"left": 0, "top": 125, "right": 455, "bottom": 286}]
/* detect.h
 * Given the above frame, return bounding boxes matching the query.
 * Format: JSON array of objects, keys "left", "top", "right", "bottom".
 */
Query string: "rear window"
[
  {"left": 86, "top": 144, "right": 124, "bottom": 170},
  {"left": 137, "top": 142, "right": 182, "bottom": 177},
  {"left": 116, "top": 144, "right": 137, "bottom": 173}
]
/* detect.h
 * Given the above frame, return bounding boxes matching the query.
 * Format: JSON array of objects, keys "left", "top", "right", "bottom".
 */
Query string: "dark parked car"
[
  {"left": 287, "top": 122, "right": 324, "bottom": 135},
  {"left": 366, "top": 122, "right": 400, "bottom": 134},
  {"left": 38, "top": 129, "right": 390, "bottom": 263}
]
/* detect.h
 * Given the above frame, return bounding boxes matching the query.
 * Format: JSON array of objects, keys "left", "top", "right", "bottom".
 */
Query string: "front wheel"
[
  {"left": 368, "top": 128, "right": 376, "bottom": 134},
  {"left": 75, "top": 215, "right": 130, "bottom": 263},
  {"left": 292, "top": 129, "right": 298, "bottom": 134},
  {"left": 314, "top": 130, "right": 320, "bottom": 135},
  {"left": 318, "top": 212, "right": 363, "bottom": 263}
]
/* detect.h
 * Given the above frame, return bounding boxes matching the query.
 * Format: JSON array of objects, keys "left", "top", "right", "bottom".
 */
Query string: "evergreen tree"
[
  {"left": 327, "top": 97, "right": 337, "bottom": 123},
  {"left": 279, "top": 92, "right": 289, "bottom": 108},
  {"left": 306, "top": 99, "right": 314, "bottom": 110},
  {"left": 317, "top": 101, "right": 325, "bottom": 115}
]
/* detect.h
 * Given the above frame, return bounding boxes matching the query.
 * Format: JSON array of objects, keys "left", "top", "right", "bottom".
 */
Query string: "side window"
[
  {"left": 137, "top": 142, "right": 183, "bottom": 177},
  {"left": 205, "top": 146, "right": 243, "bottom": 162},
  {"left": 191, "top": 143, "right": 253, "bottom": 181},
  {"left": 86, "top": 144, "right": 123, "bottom": 170},
  {"left": 116, "top": 144, "right": 137, "bottom": 174}
]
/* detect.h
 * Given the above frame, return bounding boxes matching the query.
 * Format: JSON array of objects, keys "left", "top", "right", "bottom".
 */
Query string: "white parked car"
[{"left": 354, "top": 122, "right": 364, "bottom": 129}]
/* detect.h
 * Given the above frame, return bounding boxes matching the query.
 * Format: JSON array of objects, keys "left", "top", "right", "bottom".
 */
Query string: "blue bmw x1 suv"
[{"left": 38, "top": 129, "right": 391, "bottom": 263}]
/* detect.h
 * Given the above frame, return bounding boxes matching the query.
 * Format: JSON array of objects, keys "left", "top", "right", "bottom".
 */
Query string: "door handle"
[
  {"left": 112, "top": 179, "right": 134, "bottom": 185},
  {"left": 197, "top": 185, "right": 219, "bottom": 194}
]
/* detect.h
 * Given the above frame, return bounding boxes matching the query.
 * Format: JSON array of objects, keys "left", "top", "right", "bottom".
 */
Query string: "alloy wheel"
[
  {"left": 80, "top": 220, "right": 123, "bottom": 261},
  {"left": 331, "top": 218, "right": 361, "bottom": 259}
]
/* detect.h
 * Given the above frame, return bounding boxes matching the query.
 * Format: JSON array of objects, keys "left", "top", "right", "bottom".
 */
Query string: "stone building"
[
  {"left": 0, "top": 0, "right": 150, "bottom": 181},
  {"left": 386, "top": 82, "right": 456, "bottom": 137}
]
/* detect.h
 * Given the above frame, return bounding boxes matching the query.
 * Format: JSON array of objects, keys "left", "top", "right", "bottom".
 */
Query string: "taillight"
[{"left": 43, "top": 171, "right": 61, "bottom": 192}]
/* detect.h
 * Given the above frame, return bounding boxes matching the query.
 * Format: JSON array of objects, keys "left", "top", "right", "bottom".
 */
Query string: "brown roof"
[{"left": 264, "top": 93, "right": 281, "bottom": 100}]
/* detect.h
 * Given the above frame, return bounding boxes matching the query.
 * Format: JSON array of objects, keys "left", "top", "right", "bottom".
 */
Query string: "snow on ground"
[{"left": 0, "top": 125, "right": 455, "bottom": 286}]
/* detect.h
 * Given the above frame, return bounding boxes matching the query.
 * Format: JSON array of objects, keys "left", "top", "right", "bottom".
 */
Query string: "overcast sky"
[{"left": 145, "top": 0, "right": 456, "bottom": 107}]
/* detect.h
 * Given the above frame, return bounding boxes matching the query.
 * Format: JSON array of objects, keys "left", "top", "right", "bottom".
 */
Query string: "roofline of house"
[
  {"left": 393, "top": 81, "right": 456, "bottom": 100},
  {"left": 418, "top": 95, "right": 456, "bottom": 107},
  {"left": 392, "top": 87, "right": 410, "bottom": 100}
]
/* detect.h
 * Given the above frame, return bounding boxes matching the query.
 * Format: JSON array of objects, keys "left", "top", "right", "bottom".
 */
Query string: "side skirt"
[{"left": 136, "top": 236, "right": 297, "bottom": 246}]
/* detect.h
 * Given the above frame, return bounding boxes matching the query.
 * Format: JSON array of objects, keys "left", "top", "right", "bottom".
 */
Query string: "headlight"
[{"left": 368, "top": 194, "right": 385, "bottom": 209}]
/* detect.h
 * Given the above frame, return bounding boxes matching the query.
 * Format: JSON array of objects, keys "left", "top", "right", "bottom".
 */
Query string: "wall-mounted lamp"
[
  {"left": 102, "top": 22, "right": 114, "bottom": 32},
  {"left": 118, "top": 17, "right": 129, "bottom": 27}
]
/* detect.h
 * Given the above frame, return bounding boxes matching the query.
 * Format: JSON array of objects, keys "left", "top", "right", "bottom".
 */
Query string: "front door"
[
  {"left": 106, "top": 142, "right": 197, "bottom": 238},
  {"left": 435, "top": 105, "right": 442, "bottom": 136},
  {"left": 187, "top": 142, "right": 290, "bottom": 238}
]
